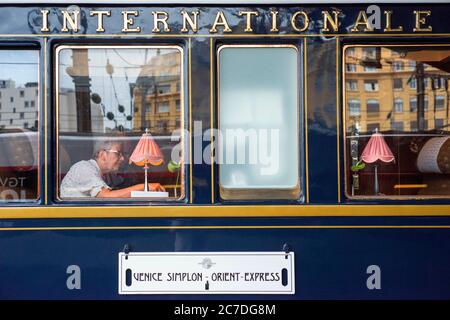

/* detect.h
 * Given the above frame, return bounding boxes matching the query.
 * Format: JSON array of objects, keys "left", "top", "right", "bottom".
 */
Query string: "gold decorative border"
[
  {"left": 44, "top": 39, "right": 48, "bottom": 204},
  {"left": 342, "top": 43, "right": 450, "bottom": 200},
  {"left": 1, "top": 224, "right": 450, "bottom": 231},
  {"left": 210, "top": 38, "right": 215, "bottom": 203},
  {"left": 2, "top": 205, "right": 450, "bottom": 219},
  {"left": 1, "top": 33, "right": 450, "bottom": 38},
  {"left": 54, "top": 44, "right": 187, "bottom": 202},
  {"left": 336, "top": 37, "right": 341, "bottom": 203},
  {"left": 189, "top": 38, "right": 193, "bottom": 203},
  {"left": 304, "top": 37, "right": 310, "bottom": 203},
  {"left": 216, "top": 44, "right": 302, "bottom": 200}
]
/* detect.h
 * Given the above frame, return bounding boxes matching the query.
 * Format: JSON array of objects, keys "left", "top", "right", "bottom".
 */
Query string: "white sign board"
[{"left": 118, "top": 252, "right": 295, "bottom": 294}]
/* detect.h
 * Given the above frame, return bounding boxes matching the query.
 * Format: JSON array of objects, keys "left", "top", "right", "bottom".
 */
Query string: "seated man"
[{"left": 60, "top": 140, "right": 165, "bottom": 198}]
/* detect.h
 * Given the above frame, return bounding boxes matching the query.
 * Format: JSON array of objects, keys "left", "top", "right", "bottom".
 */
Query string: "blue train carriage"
[{"left": 0, "top": 0, "right": 450, "bottom": 300}]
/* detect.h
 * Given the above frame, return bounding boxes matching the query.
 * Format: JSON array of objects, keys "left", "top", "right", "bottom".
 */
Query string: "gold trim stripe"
[
  {"left": 2, "top": 205, "right": 450, "bottom": 219},
  {"left": 1, "top": 33, "right": 450, "bottom": 38},
  {"left": 44, "top": 39, "right": 48, "bottom": 204},
  {"left": 189, "top": 38, "right": 193, "bottom": 204},
  {"left": 336, "top": 37, "right": 341, "bottom": 203},
  {"left": 210, "top": 38, "right": 214, "bottom": 203},
  {"left": 1, "top": 225, "right": 450, "bottom": 231},
  {"left": 304, "top": 38, "right": 309, "bottom": 203}
]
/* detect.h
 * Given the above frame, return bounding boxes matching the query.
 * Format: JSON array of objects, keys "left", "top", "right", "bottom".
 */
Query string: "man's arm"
[{"left": 96, "top": 183, "right": 165, "bottom": 198}]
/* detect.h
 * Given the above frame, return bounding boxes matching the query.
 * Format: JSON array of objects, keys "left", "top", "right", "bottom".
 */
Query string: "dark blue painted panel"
[{"left": 1, "top": 227, "right": 450, "bottom": 299}]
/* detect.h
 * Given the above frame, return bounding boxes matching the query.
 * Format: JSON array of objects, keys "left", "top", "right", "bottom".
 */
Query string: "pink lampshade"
[
  {"left": 129, "top": 131, "right": 164, "bottom": 167},
  {"left": 361, "top": 132, "right": 395, "bottom": 164}
]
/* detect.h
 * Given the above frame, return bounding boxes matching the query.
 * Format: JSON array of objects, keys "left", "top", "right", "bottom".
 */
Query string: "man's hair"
[{"left": 92, "top": 140, "right": 121, "bottom": 159}]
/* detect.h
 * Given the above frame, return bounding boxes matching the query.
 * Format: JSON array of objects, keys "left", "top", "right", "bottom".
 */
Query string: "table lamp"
[
  {"left": 361, "top": 128, "right": 395, "bottom": 195},
  {"left": 129, "top": 128, "right": 168, "bottom": 198}
]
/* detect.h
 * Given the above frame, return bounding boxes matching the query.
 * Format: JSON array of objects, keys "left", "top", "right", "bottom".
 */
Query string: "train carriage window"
[
  {"left": 344, "top": 45, "right": 450, "bottom": 198},
  {"left": 0, "top": 50, "right": 39, "bottom": 202},
  {"left": 56, "top": 46, "right": 184, "bottom": 200},
  {"left": 218, "top": 45, "right": 300, "bottom": 200}
]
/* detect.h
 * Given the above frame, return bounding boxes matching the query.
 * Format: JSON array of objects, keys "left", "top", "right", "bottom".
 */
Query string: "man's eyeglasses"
[{"left": 105, "top": 149, "right": 125, "bottom": 158}]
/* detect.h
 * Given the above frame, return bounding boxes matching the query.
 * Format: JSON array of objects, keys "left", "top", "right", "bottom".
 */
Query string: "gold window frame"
[
  {"left": 217, "top": 44, "right": 302, "bottom": 200},
  {"left": 342, "top": 43, "right": 450, "bottom": 200},
  {"left": 0, "top": 48, "right": 40, "bottom": 203}
]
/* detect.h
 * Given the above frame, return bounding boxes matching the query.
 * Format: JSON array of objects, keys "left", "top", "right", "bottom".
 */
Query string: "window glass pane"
[
  {"left": 57, "top": 46, "right": 184, "bottom": 200},
  {"left": 218, "top": 46, "right": 300, "bottom": 200},
  {"left": 0, "top": 50, "right": 39, "bottom": 202},
  {"left": 344, "top": 45, "right": 450, "bottom": 198}
]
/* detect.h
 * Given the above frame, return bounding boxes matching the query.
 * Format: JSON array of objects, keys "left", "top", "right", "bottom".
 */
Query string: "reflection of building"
[
  {"left": 132, "top": 51, "right": 181, "bottom": 135},
  {"left": 0, "top": 80, "right": 38, "bottom": 130},
  {"left": 345, "top": 47, "right": 450, "bottom": 133},
  {"left": 59, "top": 88, "right": 104, "bottom": 133}
]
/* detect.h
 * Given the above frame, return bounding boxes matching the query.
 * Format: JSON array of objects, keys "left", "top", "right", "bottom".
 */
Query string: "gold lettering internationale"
[
  {"left": 40, "top": 10, "right": 49, "bottom": 32},
  {"left": 321, "top": 11, "right": 340, "bottom": 32},
  {"left": 350, "top": 10, "right": 374, "bottom": 32},
  {"left": 152, "top": 11, "right": 170, "bottom": 33},
  {"left": 291, "top": 11, "right": 309, "bottom": 32},
  {"left": 122, "top": 11, "right": 141, "bottom": 33},
  {"left": 384, "top": 11, "right": 403, "bottom": 32},
  {"left": 90, "top": 10, "right": 111, "bottom": 33},
  {"left": 180, "top": 11, "right": 199, "bottom": 33},
  {"left": 413, "top": 10, "right": 432, "bottom": 32},
  {"left": 61, "top": 10, "right": 79, "bottom": 32},
  {"left": 239, "top": 11, "right": 259, "bottom": 32},
  {"left": 210, "top": 11, "right": 232, "bottom": 33},
  {"left": 270, "top": 11, "right": 279, "bottom": 32}
]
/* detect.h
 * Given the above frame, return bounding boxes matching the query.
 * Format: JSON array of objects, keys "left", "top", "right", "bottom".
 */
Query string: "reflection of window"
[
  {"left": 175, "top": 99, "right": 181, "bottom": 111},
  {"left": 436, "top": 95, "right": 445, "bottom": 109},
  {"left": 24, "top": 101, "right": 29, "bottom": 108},
  {"left": 157, "top": 101, "right": 169, "bottom": 113},
  {"left": 435, "top": 118, "right": 444, "bottom": 129},
  {"left": 0, "top": 49, "right": 39, "bottom": 202},
  {"left": 410, "top": 98, "right": 417, "bottom": 112},
  {"left": 394, "top": 98, "right": 403, "bottom": 113},
  {"left": 393, "top": 78, "right": 403, "bottom": 90},
  {"left": 363, "top": 48, "right": 376, "bottom": 59},
  {"left": 157, "top": 84, "right": 171, "bottom": 94},
  {"left": 348, "top": 99, "right": 360, "bottom": 116},
  {"left": 366, "top": 123, "right": 379, "bottom": 132},
  {"left": 346, "top": 80, "right": 358, "bottom": 91},
  {"left": 409, "top": 78, "right": 417, "bottom": 89},
  {"left": 366, "top": 99, "right": 379, "bottom": 114},
  {"left": 364, "top": 80, "right": 378, "bottom": 91},
  {"left": 391, "top": 121, "right": 404, "bottom": 131},
  {"left": 410, "top": 121, "right": 417, "bottom": 131},
  {"left": 393, "top": 61, "right": 403, "bottom": 71},
  {"left": 364, "top": 66, "right": 377, "bottom": 72},
  {"left": 157, "top": 120, "right": 168, "bottom": 131},
  {"left": 346, "top": 47, "right": 355, "bottom": 56},
  {"left": 218, "top": 45, "right": 300, "bottom": 200},
  {"left": 346, "top": 64, "right": 356, "bottom": 72},
  {"left": 56, "top": 46, "right": 184, "bottom": 201}
]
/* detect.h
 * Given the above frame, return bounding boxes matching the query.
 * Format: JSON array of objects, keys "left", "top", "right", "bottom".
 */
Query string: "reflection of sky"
[
  {"left": 59, "top": 48, "right": 175, "bottom": 130},
  {"left": 0, "top": 50, "right": 38, "bottom": 87}
]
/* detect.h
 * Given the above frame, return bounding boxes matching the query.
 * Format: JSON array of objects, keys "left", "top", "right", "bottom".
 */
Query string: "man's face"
[{"left": 101, "top": 142, "right": 125, "bottom": 173}]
